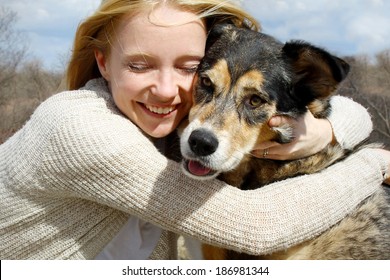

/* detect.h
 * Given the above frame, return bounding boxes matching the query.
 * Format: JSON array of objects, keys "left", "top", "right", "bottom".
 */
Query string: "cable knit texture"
[
  {"left": 0, "top": 78, "right": 387, "bottom": 259},
  {"left": 327, "top": 96, "right": 373, "bottom": 149}
]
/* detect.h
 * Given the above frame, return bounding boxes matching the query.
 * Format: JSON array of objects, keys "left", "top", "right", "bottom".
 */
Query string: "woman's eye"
[
  {"left": 127, "top": 63, "right": 150, "bottom": 72},
  {"left": 178, "top": 65, "right": 199, "bottom": 75}
]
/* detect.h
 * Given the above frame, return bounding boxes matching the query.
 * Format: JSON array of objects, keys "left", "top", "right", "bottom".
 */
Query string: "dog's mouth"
[{"left": 182, "top": 159, "right": 218, "bottom": 179}]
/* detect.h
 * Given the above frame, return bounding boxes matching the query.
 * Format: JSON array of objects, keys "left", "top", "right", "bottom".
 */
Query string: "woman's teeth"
[{"left": 145, "top": 105, "right": 176, "bottom": 115}]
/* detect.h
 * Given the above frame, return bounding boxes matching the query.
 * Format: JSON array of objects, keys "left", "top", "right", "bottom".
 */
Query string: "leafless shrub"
[
  {"left": 340, "top": 52, "right": 390, "bottom": 148},
  {"left": 0, "top": 6, "right": 26, "bottom": 91},
  {"left": 0, "top": 60, "right": 63, "bottom": 144}
]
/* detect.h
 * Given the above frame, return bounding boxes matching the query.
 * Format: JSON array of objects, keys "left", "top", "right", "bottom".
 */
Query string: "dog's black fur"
[{"left": 180, "top": 24, "right": 390, "bottom": 259}]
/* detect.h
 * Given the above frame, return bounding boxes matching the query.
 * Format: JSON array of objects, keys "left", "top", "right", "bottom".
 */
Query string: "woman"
[{"left": 0, "top": 0, "right": 388, "bottom": 260}]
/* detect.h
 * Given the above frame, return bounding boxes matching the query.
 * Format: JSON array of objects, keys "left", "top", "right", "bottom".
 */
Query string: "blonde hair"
[{"left": 65, "top": 0, "right": 260, "bottom": 90}]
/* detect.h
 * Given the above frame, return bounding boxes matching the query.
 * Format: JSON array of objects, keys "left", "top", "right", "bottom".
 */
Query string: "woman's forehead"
[
  {"left": 121, "top": 3, "right": 204, "bottom": 28},
  {"left": 114, "top": 4, "right": 206, "bottom": 46},
  {"left": 111, "top": 6, "right": 207, "bottom": 59}
]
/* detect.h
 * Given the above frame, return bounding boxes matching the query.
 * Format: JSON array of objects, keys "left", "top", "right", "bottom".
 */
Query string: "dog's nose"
[{"left": 188, "top": 129, "right": 219, "bottom": 156}]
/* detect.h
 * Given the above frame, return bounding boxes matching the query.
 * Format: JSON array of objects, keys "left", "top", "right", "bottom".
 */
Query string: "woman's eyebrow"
[
  {"left": 176, "top": 54, "right": 204, "bottom": 62},
  {"left": 123, "top": 53, "right": 204, "bottom": 62},
  {"left": 123, "top": 52, "right": 153, "bottom": 61}
]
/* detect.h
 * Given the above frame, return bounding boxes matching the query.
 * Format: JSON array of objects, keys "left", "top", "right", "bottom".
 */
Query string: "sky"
[{"left": 1, "top": 0, "right": 389, "bottom": 70}]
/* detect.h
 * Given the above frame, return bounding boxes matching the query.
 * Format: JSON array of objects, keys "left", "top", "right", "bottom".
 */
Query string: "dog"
[{"left": 179, "top": 23, "right": 390, "bottom": 259}]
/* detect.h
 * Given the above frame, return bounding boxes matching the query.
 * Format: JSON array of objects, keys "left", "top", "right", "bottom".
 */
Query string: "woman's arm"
[
  {"left": 41, "top": 109, "right": 387, "bottom": 255},
  {"left": 327, "top": 95, "right": 372, "bottom": 149}
]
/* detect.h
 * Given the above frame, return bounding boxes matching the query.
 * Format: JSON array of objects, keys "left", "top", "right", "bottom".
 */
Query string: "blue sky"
[{"left": 2, "top": 0, "right": 389, "bottom": 70}]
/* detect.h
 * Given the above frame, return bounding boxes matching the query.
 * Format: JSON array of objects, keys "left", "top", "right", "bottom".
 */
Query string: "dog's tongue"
[{"left": 188, "top": 160, "right": 212, "bottom": 176}]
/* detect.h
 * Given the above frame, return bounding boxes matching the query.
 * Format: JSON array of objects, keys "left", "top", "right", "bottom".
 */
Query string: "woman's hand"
[{"left": 251, "top": 111, "right": 334, "bottom": 160}]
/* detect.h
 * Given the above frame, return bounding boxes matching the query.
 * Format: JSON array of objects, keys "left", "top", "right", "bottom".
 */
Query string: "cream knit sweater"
[{"left": 0, "top": 78, "right": 387, "bottom": 259}]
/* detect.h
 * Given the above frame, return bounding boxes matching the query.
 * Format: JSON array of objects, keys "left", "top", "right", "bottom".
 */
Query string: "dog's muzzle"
[{"left": 181, "top": 128, "right": 219, "bottom": 179}]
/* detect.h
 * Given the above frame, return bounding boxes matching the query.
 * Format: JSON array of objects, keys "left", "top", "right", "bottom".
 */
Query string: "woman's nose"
[{"left": 151, "top": 70, "right": 179, "bottom": 100}]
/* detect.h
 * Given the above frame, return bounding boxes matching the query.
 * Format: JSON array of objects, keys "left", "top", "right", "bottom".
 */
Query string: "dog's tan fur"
[{"left": 180, "top": 24, "right": 390, "bottom": 259}]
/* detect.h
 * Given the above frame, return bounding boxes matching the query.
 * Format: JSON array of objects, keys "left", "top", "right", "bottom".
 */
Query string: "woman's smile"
[{"left": 142, "top": 103, "right": 177, "bottom": 117}]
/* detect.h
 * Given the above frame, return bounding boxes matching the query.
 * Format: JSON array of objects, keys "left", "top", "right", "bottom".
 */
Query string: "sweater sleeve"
[
  {"left": 327, "top": 96, "right": 373, "bottom": 149},
  {"left": 39, "top": 104, "right": 388, "bottom": 255}
]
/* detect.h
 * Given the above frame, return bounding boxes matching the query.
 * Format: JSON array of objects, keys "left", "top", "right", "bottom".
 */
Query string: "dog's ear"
[
  {"left": 282, "top": 40, "right": 350, "bottom": 103},
  {"left": 206, "top": 23, "right": 235, "bottom": 51}
]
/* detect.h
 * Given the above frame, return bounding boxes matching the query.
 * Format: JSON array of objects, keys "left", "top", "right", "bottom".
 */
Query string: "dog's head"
[{"left": 180, "top": 24, "right": 349, "bottom": 180}]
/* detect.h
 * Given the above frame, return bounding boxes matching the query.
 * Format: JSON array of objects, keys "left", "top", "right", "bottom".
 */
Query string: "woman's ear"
[{"left": 94, "top": 49, "right": 110, "bottom": 81}]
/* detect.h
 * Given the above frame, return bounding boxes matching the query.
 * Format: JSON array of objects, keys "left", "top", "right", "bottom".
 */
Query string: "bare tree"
[
  {"left": 369, "top": 51, "right": 390, "bottom": 144},
  {"left": 0, "top": 6, "right": 27, "bottom": 142},
  {"left": 340, "top": 53, "right": 390, "bottom": 148},
  {"left": 0, "top": 6, "right": 27, "bottom": 91},
  {"left": 0, "top": 6, "right": 63, "bottom": 144},
  {"left": 375, "top": 50, "right": 390, "bottom": 92}
]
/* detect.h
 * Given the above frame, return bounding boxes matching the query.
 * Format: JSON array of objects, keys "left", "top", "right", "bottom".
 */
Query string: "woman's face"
[{"left": 95, "top": 5, "right": 207, "bottom": 138}]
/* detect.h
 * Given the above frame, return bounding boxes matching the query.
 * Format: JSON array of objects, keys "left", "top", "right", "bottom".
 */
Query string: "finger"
[
  {"left": 261, "top": 143, "right": 302, "bottom": 160},
  {"left": 252, "top": 141, "right": 298, "bottom": 159},
  {"left": 250, "top": 149, "right": 269, "bottom": 158},
  {"left": 268, "top": 115, "right": 295, "bottom": 127},
  {"left": 253, "top": 141, "right": 281, "bottom": 150},
  {"left": 251, "top": 149, "right": 292, "bottom": 160},
  {"left": 268, "top": 115, "right": 284, "bottom": 127}
]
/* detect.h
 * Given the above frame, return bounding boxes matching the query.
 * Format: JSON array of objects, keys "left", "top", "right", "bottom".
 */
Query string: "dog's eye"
[
  {"left": 247, "top": 95, "right": 263, "bottom": 108},
  {"left": 201, "top": 77, "right": 212, "bottom": 87}
]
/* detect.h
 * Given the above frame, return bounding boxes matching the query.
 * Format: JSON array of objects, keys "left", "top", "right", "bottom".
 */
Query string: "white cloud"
[
  {"left": 347, "top": 14, "right": 390, "bottom": 54},
  {"left": 0, "top": 0, "right": 100, "bottom": 69},
  {"left": 242, "top": 0, "right": 390, "bottom": 57},
  {"left": 3, "top": 0, "right": 100, "bottom": 31},
  {"left": 1, "top": 0, "right": 389, "bottom": 69}
]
